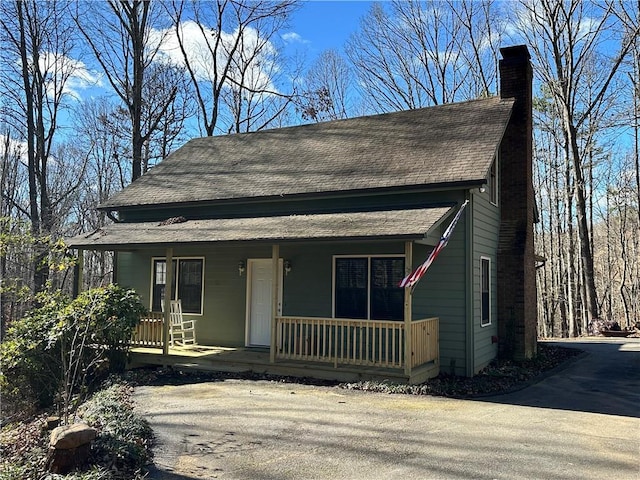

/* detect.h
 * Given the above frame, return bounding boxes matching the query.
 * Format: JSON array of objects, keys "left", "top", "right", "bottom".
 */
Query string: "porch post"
[
  {"left": 73, "top": 249, "right": 84, "bottom": 298},
  {"left": 404, "top": 241, "right": 413, "bottom": 376},
  {"left": 163, "top": 247, "right": 173, "bottom": 356},
  {"left": 270, "top": 244, "right": 279, "bottom": 363}
]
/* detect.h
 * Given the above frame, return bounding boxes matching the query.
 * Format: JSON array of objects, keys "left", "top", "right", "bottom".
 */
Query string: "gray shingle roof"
[
  {"left": 66, "top": 206, "right": 453, "bottom": 249},
  {"left": 100, "top": 97, "right": 514, "bottom": 209}
]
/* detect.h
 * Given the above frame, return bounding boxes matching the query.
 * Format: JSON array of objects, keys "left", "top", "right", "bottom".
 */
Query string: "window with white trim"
[
  {"left": 151, "top": 257, "right": 204, "bottom": 314},
  {"left": 334, "top": 256, "right": 405, "bottom": 320},
  {"left": 480, "top": 257, "right": 491, "bottom": 326}
]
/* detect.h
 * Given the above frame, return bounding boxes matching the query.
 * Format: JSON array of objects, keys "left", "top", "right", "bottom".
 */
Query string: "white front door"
[{"left": 247, "top": 259, "right": 282, "bottom": 347}]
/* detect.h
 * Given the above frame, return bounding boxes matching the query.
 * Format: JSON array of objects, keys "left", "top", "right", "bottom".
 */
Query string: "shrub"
[
  {"left": 0, "top": 285, "right": 146, "bottom": 419},
  {"left": 64, "top": 285, "right": 147, "bottom": 373},
  {"left": 0, "top": 288, "right": 70, "bottom": 410}
]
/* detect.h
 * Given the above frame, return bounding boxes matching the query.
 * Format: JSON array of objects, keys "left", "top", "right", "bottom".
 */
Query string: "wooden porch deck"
[{"left": 128, "top": 344, "right": 439, "bottom": 384}]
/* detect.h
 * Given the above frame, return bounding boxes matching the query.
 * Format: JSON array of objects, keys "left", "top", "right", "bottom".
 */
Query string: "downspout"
[{"left": 465, "top": 191, "right": 475, "bottom": 376}]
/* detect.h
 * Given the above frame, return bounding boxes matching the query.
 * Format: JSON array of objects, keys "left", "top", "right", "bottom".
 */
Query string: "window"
[
  {"left": 488, "top": 156, "right": 498, "bottom": 205},
  {"left": 480, "top": 257, "right": 491, "bottom": 326},
  {"left": 334, "top": 256, "right": 405, "bottom": 320},
  {"left": 152, "top": 258, "right": 204, "bottom": 314}
]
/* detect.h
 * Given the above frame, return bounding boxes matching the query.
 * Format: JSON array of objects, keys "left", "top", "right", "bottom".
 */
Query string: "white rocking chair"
[{"left": 169, "top": 300, "right": 197, "bottom": 347}]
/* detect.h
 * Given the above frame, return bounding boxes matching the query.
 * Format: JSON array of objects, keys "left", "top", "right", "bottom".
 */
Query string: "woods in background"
[{"left": 1, "top": 0, "right": 638, "bottom": 339}]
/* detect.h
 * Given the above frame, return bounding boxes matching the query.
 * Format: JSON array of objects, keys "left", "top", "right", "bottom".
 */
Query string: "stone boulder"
[{"left": 46, "top": 423, "right": 97, "bottom": 474}]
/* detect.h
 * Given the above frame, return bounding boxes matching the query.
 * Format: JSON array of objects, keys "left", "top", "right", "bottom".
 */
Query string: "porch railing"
[
  {"left": 410, "top": 317, "right": 439, "bottom": 368},
  {"left": 130, "top": 313, "right": 439, "bottom": 370},
  {"left": 131, "top": 312, "right": 164, "bottom": 347},
  {"left": 275, "top": 316, "right": 438, "bottom": 370}
]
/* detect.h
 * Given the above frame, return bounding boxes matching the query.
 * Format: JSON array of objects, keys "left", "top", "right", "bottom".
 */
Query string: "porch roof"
[{"left": 66, "top": 206, "right": 454, "bottom": 250}]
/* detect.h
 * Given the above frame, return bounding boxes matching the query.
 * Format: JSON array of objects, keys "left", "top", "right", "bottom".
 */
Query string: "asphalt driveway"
[{"left": 134, "top": 338, "right": 640, "bottom": 480}]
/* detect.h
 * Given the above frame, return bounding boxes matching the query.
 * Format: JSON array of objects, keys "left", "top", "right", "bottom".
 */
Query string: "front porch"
[{"left": 130, "top": 315, "right": 440, "bottom": 384}]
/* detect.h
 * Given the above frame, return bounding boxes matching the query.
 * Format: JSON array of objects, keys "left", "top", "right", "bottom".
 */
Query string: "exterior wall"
[
  {"left": 471, "top": 190, "right": 500, "bottom": 373},
  {"left": 118, "top": 189, "right": 468, "bottom": 223},
  {"left": 118, "top": 244, "right": 269, "bottom": 347},
  {"left": 117, "top": 232, "right": 474, "bottom": 365},
  {"left": 280, "top": 241, "right": 404, "bottom": 318},
  {"left": 411, "top": 199, "right": 468, "bottom": 377},
  {"left": 114, "top": 188, "right": 490, "bottom": 376}
]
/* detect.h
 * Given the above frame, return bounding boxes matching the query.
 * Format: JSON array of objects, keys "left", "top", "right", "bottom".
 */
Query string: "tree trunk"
[{"left": 566, "top": 120, "right": 600, "bottom": 321}]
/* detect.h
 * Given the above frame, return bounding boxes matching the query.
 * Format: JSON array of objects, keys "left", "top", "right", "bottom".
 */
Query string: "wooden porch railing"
[
  {"left": 275, "top": 316, "right": 438, "bottom": 370},
  {"left": 410, "top": 317, "right": 439, "bottom": 368},
  {"left": 131, "top": 312, "right": 164, "bottom": 347}
]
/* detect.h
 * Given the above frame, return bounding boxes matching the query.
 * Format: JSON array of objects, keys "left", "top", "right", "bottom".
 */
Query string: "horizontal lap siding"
[
  {"left": 117, "top": 245, "right": 268, "bottom": 347},
  {"left": 117, "top": 242, "right": 408, "bottom": 348},
  {"left": 472, "top": 193, "right": 500, "bottom": 372},
  {"left": 281, "top": 242, "right": 405, "bottom": 318},
  {"left": 412, "top": 223, "right": 466, "bottom": 376}
]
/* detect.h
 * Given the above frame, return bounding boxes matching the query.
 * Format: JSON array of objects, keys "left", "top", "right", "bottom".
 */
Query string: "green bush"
[
  {"left": 0, "top": 288, "right": 70, "bottom": 409},
  {"left": 64, "top": 285, "right": 147, "bottom": 373},
  {"left": 0, "top": 285, "right": 146, "bottom": 415}
]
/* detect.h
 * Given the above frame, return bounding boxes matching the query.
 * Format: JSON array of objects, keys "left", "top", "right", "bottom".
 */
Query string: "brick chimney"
[{"left": 497, "top": 45, "right": 537, "bottom": 360}]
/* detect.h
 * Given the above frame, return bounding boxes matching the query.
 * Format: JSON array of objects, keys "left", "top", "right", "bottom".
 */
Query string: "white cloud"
[
  {"left": 39, "top": 52, "right": 102, "bottom": 101},
  {"left": 151, "top": 21, "right": 280, "bottom": 95},
  {"left": 281, "top": 32, "right": 307, "bottom": 44}
]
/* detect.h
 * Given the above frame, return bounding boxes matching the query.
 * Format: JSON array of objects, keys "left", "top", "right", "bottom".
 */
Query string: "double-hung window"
[
  {"left": 152, "top": 257, "right": 204, "bottom": 314},
  {"left": 480, "top": 257, "right": 491, "bottom": 326},
  {"left": 334, "top": 256, "right": 405, "bottom": 320}
]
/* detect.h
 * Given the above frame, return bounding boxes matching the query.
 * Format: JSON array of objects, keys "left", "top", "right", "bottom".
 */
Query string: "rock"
[
  {"left": 47, "top": 423, "right": 97, "bottom": 474},
  {"left": 45, "top": 416, "right": 60, "bottom": 430},
  {"left": 50, "top": 423, "right": 97, "bottom": 450},
  {"left": 46, "top": 443, "right": 92, "bottom": 474}
]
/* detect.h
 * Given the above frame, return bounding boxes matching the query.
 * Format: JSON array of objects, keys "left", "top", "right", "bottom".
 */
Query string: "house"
[{"left": 67, "top": 45, "right": 537, "bottom": 383}]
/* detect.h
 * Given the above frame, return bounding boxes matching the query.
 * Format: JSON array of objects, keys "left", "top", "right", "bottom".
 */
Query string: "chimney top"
[{"left": 500, "top": 45, "right": 531, "bottom": 61}]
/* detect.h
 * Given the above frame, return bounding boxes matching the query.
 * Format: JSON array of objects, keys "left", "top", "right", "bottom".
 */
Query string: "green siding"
[
  {"left": 471, "top": 190, "right": 500, "bottom": 372},
  {"left": 411, "top": 207, "right": 468, "bottom": 376},
  {"left": 281, "top": 241, "right": 404, "bottom": 318},
  {"left": 113, "top": 188, "right": 501, "bottom": 376},
  {"left": 118, "top": 245, "right": 268, "bottom": 347},
  {"left": 119, "top": 190, "right": 466, "bottom": 223},
  {"left": 117, "top": 242, "right": 408, "bottom": 347}
]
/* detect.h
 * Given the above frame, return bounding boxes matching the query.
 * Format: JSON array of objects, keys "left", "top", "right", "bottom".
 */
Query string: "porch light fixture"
[
  {"left": 284, "top": 260, "right": 292, "bottom": 276},
  {"left": 238, "top": 260, "right": 245, "bottom": 276},
  {"left": 479, "top": 184, "right": 487, "bottom": 194}
]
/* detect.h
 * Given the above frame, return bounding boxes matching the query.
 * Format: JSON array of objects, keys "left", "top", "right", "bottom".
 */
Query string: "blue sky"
[{"left": 286, "top": 1, "right": 373, "bottom": 55}]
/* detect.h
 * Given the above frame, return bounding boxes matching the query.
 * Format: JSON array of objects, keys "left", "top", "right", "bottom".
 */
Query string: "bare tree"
[
  {"left": 140, "top": 62, "right": 193, "bottom": 169},
  {"left": 165, "top": 0, "right": 299, "bottom": 136},
  {"left": 345, "top": 0, "right": 503, "bottom": 112},
  {"left": 75, "top": 0, "right": 182, "bottom": 181},
  {"left": 447, "top": 0, "right": 504, "bottom": 98},
  {"left": 298, "top": 49, "right": 355, "bottom": 122},
  {"left": 0, "top": 0, "right": 85, "bottom": 292},
  {"left": 514, "top": 0, "right": 640, "bottom": 324}
]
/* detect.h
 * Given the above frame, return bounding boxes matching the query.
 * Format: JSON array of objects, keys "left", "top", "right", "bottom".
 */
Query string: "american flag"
[{"left": 399, "top": 200, "right": 469, "bottom": 289}]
